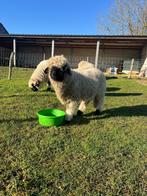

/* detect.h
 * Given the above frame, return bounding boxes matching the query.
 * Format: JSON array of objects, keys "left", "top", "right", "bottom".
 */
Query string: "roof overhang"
[{"left": 0, "top": 34, "right": 147, "bottom": 49}]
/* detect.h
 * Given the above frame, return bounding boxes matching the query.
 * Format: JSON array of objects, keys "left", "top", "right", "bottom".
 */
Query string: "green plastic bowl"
[{"left": 37, "top": 108, "right": 65, "bottom": 127}]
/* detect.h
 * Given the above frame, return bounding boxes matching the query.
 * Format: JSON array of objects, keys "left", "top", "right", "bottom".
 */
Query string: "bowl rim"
[{"left": 37, "top": 108, "right": 65, "bottom": 119}]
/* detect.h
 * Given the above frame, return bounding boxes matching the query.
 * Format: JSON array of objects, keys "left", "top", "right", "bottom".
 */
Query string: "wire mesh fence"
[
  {"left": 16, "top": 52, "right": 44, "bottom": 68},
  {"left": 0, "top": 47, "right": 11, "bottom": 66},
  {"left": 0, "top": 47, "right": 11, "bottom": 79},
  {"left": 0, "top": 49, "right": 143, "bottom": 80},
  {"left": 66, "top": 56, "right": 95, "bottom": 68}
]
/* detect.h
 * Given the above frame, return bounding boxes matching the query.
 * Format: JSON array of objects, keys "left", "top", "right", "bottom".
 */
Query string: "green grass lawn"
[{"left": 0, "top": 69, "right": 147, "bottom": 195}]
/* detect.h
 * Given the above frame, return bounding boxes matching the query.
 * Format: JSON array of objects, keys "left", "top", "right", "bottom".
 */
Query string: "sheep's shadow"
[
  {"left": 106, "top": 76, "right": 118, "bottom": 80},
  {"left": 0, "top": 93, "right": 54, "bottom": 99},
  {"left": 106, "top": 87, "right": 121, "bottom": 92},
  {"left": 1, "top": 105, "right": 146, "bottom": 126},
  {"left": 62, "top": 115, "right": 90, "bottom": 126},
  {"left": 0, "top": 116, "right": 90, "bottom": 126},
  {"left": 85, "top": 105, "right": 147, "bottom": 119},
  {"left": 105, "top": 92, "right": 142, "bottom": 96}
]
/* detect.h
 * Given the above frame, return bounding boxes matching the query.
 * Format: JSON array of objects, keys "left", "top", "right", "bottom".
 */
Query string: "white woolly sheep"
[
  {"left": 77, "top": 60, "right": 95, "bottom": 70},
  {"left": 28, "top": 60, "right": 51, "bottom": 91},
  {"left": 46, "top": 55, "right": 106, "bottom": 122}
]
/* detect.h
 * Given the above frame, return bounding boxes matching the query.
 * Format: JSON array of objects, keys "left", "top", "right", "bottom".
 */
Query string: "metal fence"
[
  {"left": 16, "top": 52, "right": 44, "bottom": 68},
  {"left": 0, "top": 47, "right": 11, "bottom": 66},
  {"left": 0, "top": 47, "right": 143, "bottom": 80}
]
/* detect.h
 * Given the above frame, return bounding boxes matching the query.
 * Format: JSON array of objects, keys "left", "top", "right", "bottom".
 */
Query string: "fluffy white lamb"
[
  {"left": 28, "top": 59, "right": 51, "bottom": 91},
  {"left": 46, "top": 55, "right": 106, "bottom": 122}
]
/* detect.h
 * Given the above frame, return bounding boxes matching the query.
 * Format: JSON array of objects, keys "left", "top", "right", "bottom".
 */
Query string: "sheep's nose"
[{"left": 31, "top": 84, "right": 38, "bottom": 91}]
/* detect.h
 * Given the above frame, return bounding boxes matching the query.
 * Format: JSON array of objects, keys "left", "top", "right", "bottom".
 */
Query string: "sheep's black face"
[
  {"left": 50, "top": 66, "right": 64, "bottom": 82},
  {"left": 50, "top": 64, "right": 71, "bottom": 82},
  {"left": 31, "top": 82, "right": 40, "bottom": 91}
]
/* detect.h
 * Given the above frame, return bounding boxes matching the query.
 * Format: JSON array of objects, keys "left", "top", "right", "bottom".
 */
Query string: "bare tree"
[{"left": 99, "top": 0, "right": 147, "bottom": 35}]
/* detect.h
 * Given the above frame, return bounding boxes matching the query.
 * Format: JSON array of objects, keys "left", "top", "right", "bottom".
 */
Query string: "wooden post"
[
  {"left": 51, "top": 40, "right": 55, "bottom": 57},
  {"left": 8, "top": 52, "right": 14, "bottom": 80},
  {"left": 13, "top": 39, "right": 16, "bottom": 66},
  {"left": 43, "top": 52, "right": 46, "bottom": 60},
  {"left": 128, "top": 58, "right": 135, "bottom": 79},
  {"left": 95, "top": 41, "right": 100, "bottom": 68},
  {"left": 42, "top": 47, "right": 46, "bottom": 60}
]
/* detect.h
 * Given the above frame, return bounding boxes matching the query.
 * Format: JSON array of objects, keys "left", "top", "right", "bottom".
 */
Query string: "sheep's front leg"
[
  {"left": 65, "top": 101, "right": 78, "bottom": 121},
  {"left": 77, "top": 101, "right": 87, "bottom": 115}
]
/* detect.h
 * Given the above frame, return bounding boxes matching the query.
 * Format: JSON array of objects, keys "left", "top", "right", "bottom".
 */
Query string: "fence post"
[
  {"left": 51, "top": 40, "right": 55, "bottom": 57},
  {"left": 95, "top": 41, "right": 100, "bottom": 68},
  {"left": 13, "top": 39, "right": 16, "bottom": 67},
  {"left": 128, "top": 58, "right": 135, "bottom": 79},
  {"left": 8, "top": 52, "right": 14, "bottom": 80},
  {"left": 43, "top": 52, "right": 46, "bottom": 60}
]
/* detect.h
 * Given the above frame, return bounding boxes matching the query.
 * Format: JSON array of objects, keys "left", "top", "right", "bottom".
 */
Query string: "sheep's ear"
[
  {"left": 44, "top": 67, "right": 49, "bottom": 74},
  {"left": 66, "top": 67, "right": 72, "bottom": 75}
]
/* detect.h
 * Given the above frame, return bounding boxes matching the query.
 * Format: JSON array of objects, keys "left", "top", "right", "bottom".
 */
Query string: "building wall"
[
  {"left": 99, "top": 49, "right": 141, "bottom": 70},
  {"left": 16, "top": 45, "right": 141, "bottom": 68},
  {"left": 56, "top": 47, "right": 140, "bottom": 59},
  {"left": 55, "top": 47, "right": 141, "bottom": 67},
  {"left": 17, "top": 46, "right": 43, "bottom": 53},
  {"left": 56, "top": 47, "right": 141, "bottom": 68},
  {"left": 141, "top": 45, "right": 147, "bottom": 60},
  {"left": 101, "top": 48, "right": 140, "bottom": 59}
]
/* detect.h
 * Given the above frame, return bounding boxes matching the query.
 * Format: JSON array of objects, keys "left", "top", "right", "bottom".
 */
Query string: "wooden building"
[{"left": 0, "top": 23, "right": 147, "bottom": 71}]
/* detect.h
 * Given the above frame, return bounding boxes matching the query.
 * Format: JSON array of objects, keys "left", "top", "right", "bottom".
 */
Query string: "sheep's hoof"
[
  {"left": 94, "top": 110, "right": 101, "bottom": 115},
  {"left": 64, "top": 120, "right": 71, "bottom": 124},
  {"left": 77, "top": 110, "right": 83, "bottom": 116}
]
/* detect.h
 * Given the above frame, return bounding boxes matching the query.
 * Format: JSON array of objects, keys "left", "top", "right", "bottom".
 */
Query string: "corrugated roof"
[
  {"left": 0, "top": 32, "right": 147, "bottom": 49},
  {"left": 0, "top": 33, "right": 147, "bottom": 39}
]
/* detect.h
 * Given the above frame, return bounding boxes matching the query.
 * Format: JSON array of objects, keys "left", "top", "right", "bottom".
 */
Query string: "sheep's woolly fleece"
[
  {"left": 77, "top": 60, "right": 95, "bottom": 70},
  {"left": 28, "top": 60, "right": 50, "bottom": 90},
  {"left": 48, "top": 55, "right": 106, "bottom": 121}
]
